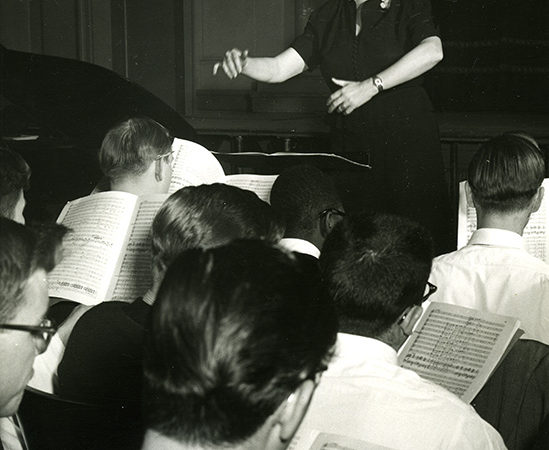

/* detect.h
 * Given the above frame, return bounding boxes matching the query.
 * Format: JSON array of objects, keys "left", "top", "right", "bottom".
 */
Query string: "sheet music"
[
  {"left": 457, "top": 179, "right": 549, "bottom": 262},
  {"left": 169, "top": 138, "right": 225, "bottom": 192},
  {"left": 224, "top": 174, "right": 278, "bottom": 203},
  {"left": 110, "top": 195, "right": 167, "bottom": 301},
  {"left": 398, "top": 302, "right": 520, "bottom": 403},
  {"left": 48, "top": 192, "right": 138, "bottom": 305}
]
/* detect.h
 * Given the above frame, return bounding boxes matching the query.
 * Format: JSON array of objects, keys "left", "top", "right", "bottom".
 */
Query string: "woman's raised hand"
[{"left": 213, "top": 48, "right": 249, "bottom": 79}]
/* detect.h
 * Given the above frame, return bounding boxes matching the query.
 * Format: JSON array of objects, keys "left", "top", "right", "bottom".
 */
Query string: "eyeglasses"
[
  {"left": 155, "top": 150, "right": 175, "bottom": 164},
  {"left": 318, "top": 208, "right": 346, "bottom": 219},
  {"left": 0, "top": 318, "right": 57, "bottom": 354},
  {"left": 422, "top": 281, "right": 437, "bottom": 301}
]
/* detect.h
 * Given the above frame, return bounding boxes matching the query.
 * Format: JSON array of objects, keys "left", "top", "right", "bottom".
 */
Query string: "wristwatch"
[{"left": 372, "top": 76, "right": 384, "bottom": 93}]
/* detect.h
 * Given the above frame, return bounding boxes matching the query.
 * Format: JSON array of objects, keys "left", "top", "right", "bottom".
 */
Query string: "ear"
[
  {"left": 277, "top": 380, "right": 316, "bottom": 444},
  {"left": 464, "top": 181, "right": 475, "bottom": 207},
  {"left": 531, "top": 186, "right": 544, "bottom": 213},
  {"left": 397, "top": 305, "right": 423, "bottom": 337},
  {"left": 319, "top": 210, "right": 344, "bottom": 238},
  {"left": 154, "top": 158, "right": 164, "bottom": 182}
]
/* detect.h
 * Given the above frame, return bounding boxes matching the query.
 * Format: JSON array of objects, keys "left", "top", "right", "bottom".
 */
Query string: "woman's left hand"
[{"left": 327, "top": 77, "right": 377, "bottom": 115}]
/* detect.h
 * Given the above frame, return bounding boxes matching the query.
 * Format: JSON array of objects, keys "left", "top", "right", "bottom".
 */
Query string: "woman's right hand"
[{"left": 213, "top": 48, "right": 249, "bottom": 79}]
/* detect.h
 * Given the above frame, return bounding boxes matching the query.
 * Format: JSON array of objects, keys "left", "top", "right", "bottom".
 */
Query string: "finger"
[
  {"left": 222, "top": 60, "right": 236, "bottom": 79},
  {"left": 332, "top": 77, "right": 350, "bottom": 87},
  {"left": 213, "top": 62, "right": 221, "bottom": 75},
  {"left": 343, "top": 104, "right": 355, "bottom": 115},
  {"left": 224, "top": 51, "right": 238, "bottom": 78},
  {"left": 328, "top": 99, "right": 344, "bottom": 114},
  {"left": 242, "top": 49, "right": 249, "bottom": 60},
  {"left": 230, "top": 49, "right": 243, "bottom": 73},
  {"left": 326, "top": 90, "right": 343, "bottom": 107}
]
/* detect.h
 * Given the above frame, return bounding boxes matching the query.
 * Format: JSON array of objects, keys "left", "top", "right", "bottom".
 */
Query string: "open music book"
[
  {"left": 169, "top": 138, "right": 278, "bottom": 203},
  {"left": 398, "top": 301, "right": 522, "bottom": 403},
  {"left": 457, "top": 179, "right": 549, "bottom": 261},
  {"left": 48, "top": 191, "right": 167, "bottom": 305}
]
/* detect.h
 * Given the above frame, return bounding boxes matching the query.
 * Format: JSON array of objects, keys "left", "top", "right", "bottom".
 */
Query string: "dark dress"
[
  {"left": 291, "top": 0, "right": 452, "bottom": 252},
  {"left": 56, "top": 298, "right": 150, "bottom": 406}
]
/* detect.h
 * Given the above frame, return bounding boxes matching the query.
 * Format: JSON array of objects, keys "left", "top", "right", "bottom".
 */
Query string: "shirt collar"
[
  {"left": 278, "top": 238, "right": 321, "bottom": 259},
  {"left": 327, "top": 333, "right": 397, "bottom": 376},
  {"left": 468, "top": 228, "right": 525, "bottom": 249}
]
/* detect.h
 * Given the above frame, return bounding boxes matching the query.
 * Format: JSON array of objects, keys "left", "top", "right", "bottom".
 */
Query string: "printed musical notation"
[{"left": 398, "top": 302, "right": 521, "bottom": 403}]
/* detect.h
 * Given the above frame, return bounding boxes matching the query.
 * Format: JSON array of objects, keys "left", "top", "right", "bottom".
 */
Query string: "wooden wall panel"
[{"left": 0, "top": 0, "right": 33, "bottom": 51}]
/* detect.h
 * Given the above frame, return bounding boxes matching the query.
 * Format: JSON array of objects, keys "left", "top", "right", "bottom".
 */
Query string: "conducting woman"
[{"left": 216, "top": 0, "right": 451, "bottom": 252}]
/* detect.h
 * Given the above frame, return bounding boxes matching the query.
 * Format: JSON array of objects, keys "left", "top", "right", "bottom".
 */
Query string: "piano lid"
[{"left": 0, "top": 44, "right": 196, "bottom": 147}]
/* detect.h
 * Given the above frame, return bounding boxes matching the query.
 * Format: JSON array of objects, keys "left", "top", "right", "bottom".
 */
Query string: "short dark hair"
[
  {"left": 468, "top": 133, "right": 545, "bottom": 213},
  {"left": 143, "top": 240, "right": 337, "bottom": 446},
  {"left": 99, "top": 117, "right": 172, "bottom": 182},
  {"left": 0, "top": 147, "right": 30, "bottom": 219},
  {"left": 0, "top": 218, "right": 68, "bottom": 322},
  {"left": 151, "top": 184, "right": 284, "bottom": 272},
  {"left": 320, "top": 213, "right": 433, "bottom": 338},
  {"left": 270, "top": 165, "right": 342, "bottom": 234}
]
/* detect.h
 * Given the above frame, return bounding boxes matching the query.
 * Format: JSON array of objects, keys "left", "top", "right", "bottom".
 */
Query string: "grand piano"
[{"left": 0, "top": 44, "right": 196, "bottom": 222}]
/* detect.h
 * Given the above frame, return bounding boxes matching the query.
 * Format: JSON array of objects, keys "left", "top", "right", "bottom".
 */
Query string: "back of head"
[
  {"left": 468, "top": 133, "right": 545, "bottom": 213},
  {"left": 0, "top": 146, "right": 30, "bottom": 221},
  {"left": 0, "top": 218, "right": 67, "bottom": 322},
  {"left": 99, "top": 117, "right": 172, "bottom": 182},
  {"left": 143, "top": 240, "right": 337, "bottom": 447},
  {"left": 151, "top": 183, "right": 284, "bottom": 272},
  {"left": 320, "top": 213, "right": 433, "bottom": 338},
  {"left": 270, "top": 165, "right": 342, "bottom": 236}
]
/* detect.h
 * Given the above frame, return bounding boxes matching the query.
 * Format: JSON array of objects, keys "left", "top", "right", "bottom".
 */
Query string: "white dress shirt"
[
  {"left": 0, "top": 417, "right": 25, "bottom": 450},
  {"left": 278, "top": 238, "right": 320, "bottom": 259},
  {"left": 291, "top": 333, "right": 505, "bottom": 450},
  {"left": 430, "top": 228, "right": 549, "bottom": 345}
]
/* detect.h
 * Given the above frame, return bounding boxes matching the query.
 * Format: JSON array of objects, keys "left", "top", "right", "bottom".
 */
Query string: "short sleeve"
[
  {"left": 290, "top": 12, "right": 321, "bottom": 70},
  {"left": 407, "top": 0, "right": 439, "bottom": 46}
]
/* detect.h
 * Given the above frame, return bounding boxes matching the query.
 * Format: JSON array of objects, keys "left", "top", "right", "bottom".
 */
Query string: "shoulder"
[{"left": 394, "top": 367, "right": 501, "bottom": 439}]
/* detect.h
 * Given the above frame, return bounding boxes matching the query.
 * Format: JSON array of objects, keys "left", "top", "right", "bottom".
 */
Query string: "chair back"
[{"left": 472, "top": 339, "right": 549, "bottom": 450}]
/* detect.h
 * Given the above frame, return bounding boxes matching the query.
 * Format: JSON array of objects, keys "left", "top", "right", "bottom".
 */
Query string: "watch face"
[{"left": 374, "top": 77, "right": 384, "bottom": 91}]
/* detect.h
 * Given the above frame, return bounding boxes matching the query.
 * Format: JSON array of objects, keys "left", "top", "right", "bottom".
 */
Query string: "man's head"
[
  {"left": 270, "top": 165, "right": 344, "bottom": 248},
  {"left": 151, "top": 183, "right": 283, "bottom": 278},
  {"left": 467, "top": 133, "right": 545, "bottom": 216},
  {"left": 320, "top": 213, "right": 433, "bottom": 349},
  {"left": 0, "top": 146, "right": 31, "bottom": 223},
  {"left": 143, "top": 240, "right": 337, "bottom": 450},
  {"left": 0, "top": 218, "right": 67, "bottom": 416},
  {"left": 99, "top": 117, "right": 173, "bottom": 194}
]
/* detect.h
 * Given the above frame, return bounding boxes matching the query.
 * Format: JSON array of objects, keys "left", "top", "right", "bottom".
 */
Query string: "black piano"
[{"left": 0, "top": 44, "right": 196, "bottom": 222}]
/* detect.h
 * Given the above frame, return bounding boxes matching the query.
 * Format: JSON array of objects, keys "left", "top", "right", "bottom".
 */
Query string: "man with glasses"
[
  {"left": 270, "top": 164, "right": 344, "bottom": 259},
  {"left": 97, "top": 116, "right": 174, "bottom": 195},
  {"left": 142, "top": 240, "right": 337, "bottom": 450},
  {"left": 0, "top": 218, "right": 67, "bottom": 449},
  {"left": 290, "top": 212, "right": 505, "bottom": 449}
]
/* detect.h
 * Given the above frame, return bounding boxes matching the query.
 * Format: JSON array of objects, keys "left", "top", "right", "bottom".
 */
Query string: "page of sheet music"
[
  {"left": 457, "top": 179, "right": 549, "bottom": 262},
  {"left": 168, "top": 138, "right": 226, "bottom": 193},
  {"left": 224, "top": 174, "right": 278, "bottom": 203},
  {"left": 48, "top": 192, "right": 138, "bottom": 305},
  {"left": 398, "top": 302, "right": 520, "bottom": 403},
  {"left": 110, "top": 195, "right": 167, "bottom": 301}
]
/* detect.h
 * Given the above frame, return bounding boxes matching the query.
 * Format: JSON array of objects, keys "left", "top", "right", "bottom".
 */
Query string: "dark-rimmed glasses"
[
  {"left": 155, "top": 149, "right": 175, "bottom": 164},
  {"left": 422, "top": 281, "right": 437, "bottom": 301},
  {"left": 0, "top": 318, "right": 57, "bottom": 354},
  {"left": 318, "top": 208, "right": 346, "bottom": 220}
]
